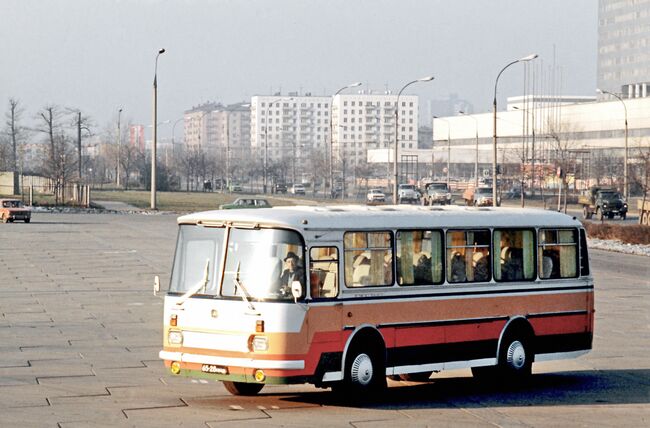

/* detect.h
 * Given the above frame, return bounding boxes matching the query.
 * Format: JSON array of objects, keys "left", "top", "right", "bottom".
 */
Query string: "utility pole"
[{"left": 77, "top": 111, "right": 82, "bottom": 181}]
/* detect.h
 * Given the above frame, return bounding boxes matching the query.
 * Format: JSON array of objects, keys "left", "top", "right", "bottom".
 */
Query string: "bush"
[{"left": 583, "top": 222, "right": 650, "bottom": 245}]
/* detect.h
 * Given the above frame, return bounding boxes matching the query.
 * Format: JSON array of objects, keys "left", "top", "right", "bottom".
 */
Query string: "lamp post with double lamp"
[
  {"left": 330, "top": 82, "right": 362, "bottom": 199},
  {"left": 492, "top": 54, "right": 538, "bottom": 207},
  {"left": 393, "top": 76, "right": 434, "bottom": 204},
  {"left": 597, "top": 88, "right": 629, "bottom": 199},
  {"left": 459, "top": 110, "right": 479, "bottom": 187},
  {"left": 433, "top": 116, "right": 451, "bottom": 188},
  {"left": 151, "top": 48, "right": 165, "bottom": 210},
  {"left": 116, "top": 108, "right": 123, "bottom": 188}
]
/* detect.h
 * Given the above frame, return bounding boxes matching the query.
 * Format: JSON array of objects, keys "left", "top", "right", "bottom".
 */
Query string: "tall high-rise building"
[
  {"left": 183, "top": 102, "right": 251, "bottom": 156},
  {"left": 598, "top": 0, "right": 650, "bottom": 98}
]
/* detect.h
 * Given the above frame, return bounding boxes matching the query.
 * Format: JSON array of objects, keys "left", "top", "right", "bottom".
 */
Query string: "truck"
[
  {"left": 578, "top": 187, "right": 628, "bottom": 220},
  {"left": 422, "top": 182, "right": 452, "bottom": 205},
  {"left": 397, "top": 184, "right": 420, "bottom": 204},
  {"left": 639, "top": 199, "right": 650, "bottom": 225}
]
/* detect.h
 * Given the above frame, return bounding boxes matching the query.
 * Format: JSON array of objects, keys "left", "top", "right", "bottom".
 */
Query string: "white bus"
[{"left": 159, "top": 205, "right": 593, "bottom": 395}]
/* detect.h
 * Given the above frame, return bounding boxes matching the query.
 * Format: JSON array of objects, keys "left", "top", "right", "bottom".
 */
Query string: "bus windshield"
[{"left": 169, "top": 225, "right": 305, "bottom": 301}]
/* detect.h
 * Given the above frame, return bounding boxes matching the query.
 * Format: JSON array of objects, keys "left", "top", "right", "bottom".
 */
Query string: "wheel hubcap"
[
  {"left": 506, "top": 340, "right": 526, "bottom": 370},
  {"left": 351, "top": 353, "right": 373, "bottom": 386}
]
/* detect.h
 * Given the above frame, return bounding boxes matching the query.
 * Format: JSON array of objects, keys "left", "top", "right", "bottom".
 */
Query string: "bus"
[{"left": 158, "top": 205, "right": 593, "bottom": 396}]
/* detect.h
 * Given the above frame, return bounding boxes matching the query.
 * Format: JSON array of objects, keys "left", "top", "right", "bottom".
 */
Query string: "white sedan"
[{"left": 366, "top": 189, "right": 386, "bottom": 203}]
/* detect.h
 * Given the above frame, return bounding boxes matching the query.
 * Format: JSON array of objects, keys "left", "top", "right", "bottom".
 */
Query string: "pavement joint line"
[
  {"left": 121, "top": 398, "right": 189, "bottom": 420},
  {"left": 36, "top": 374, "right": 96, "bottom": 384}
]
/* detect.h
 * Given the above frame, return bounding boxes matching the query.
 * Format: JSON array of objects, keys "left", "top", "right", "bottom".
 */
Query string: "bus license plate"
[{"left": 201, "top": 364, "right": 228, "bottom": 374}]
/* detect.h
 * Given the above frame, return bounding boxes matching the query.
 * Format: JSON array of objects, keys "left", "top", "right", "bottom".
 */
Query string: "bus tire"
[
  {"left": 222, "top": 381, "right": 264, "bottom": 396},
  {"left": 336, "top": 340, "right": 386, "bottom": 397},
  {"left": 497, "top": 331, "right": 533, "bottom": 382}
]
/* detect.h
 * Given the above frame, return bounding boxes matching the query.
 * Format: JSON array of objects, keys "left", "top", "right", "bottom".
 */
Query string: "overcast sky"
[{"left": 0, "top": 0, "right": 597, "bottom": 136}]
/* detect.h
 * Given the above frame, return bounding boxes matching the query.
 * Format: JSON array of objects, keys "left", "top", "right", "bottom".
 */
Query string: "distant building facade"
[{"left": 598, "top": 0, "right": 650, "bottom": 98}]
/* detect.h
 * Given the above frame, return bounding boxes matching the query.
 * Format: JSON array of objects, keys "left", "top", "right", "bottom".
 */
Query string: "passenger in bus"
[
  {"left": 472, "top": 250, "right": 490, "bottom": 282},
  {"left": 449, "top": 252, "right": 466, "bottom": 282},
  {"left": 278, "top": 252, "right": 304, "bottom": 294},
  {"left": 541, "top": 255, "right": 554, "bottom": 279},
  {"left": 414, "top": 253, "right": 432, "bottom": 283},
  {"left": 501, "top": 247, "right": 524, "bottom": 280}
]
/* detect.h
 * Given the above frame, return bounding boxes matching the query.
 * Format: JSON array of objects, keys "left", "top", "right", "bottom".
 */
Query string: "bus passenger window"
[
  {"left": 396, "top": 230, "right": 443, "bottom": 286},
  {"left": 309, "top": 247, "right": 339, "bottom": 298},
  {"left": 538, "top": 229, "right": 578, "bottom": 279},
  {"left": 446, "top": 229, "right": 491, "bottom": 284},
  {"left": 493, "top": 229, "right": 535, "bottom": 282},
  {"left": 344, "top": 231, "right": 393, "bottom": 287}
]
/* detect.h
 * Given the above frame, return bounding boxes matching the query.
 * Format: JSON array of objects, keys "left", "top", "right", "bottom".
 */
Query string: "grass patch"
[
  {"left": 91, "top": 190, "right": 299, "bottom": 212},
  {"left": 583, "top": 222, "right": 650, "bottom": 245}
]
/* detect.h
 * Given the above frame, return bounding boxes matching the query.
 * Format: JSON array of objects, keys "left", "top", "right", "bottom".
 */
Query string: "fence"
[{"left": 0, "top": 172, "right": 91, "bottom": 207}]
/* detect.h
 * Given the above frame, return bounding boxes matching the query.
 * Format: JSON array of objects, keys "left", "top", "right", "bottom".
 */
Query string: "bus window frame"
[
  {"left": 343, "top": 230, "right": 394, "bottom": 288},
  {"left": 444, "top": 228, "right": 492, "bottom": 285},
  {"left": 395, "top": 228, "right": 445, "bottom": 287},
  {"left": 492, "top": 227, "right": 537, "bottom": 283},
  {"left": 538, "top": 227, "right": 579, "bottom": 280},
  {"left": 308, "top": 245, "right": 340, "bottom": 300}
]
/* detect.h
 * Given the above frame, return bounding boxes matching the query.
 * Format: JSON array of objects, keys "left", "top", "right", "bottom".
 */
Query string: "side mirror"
[
  {"left": 153, "top": 275, "right": 160, "bottom": 296},
  {"left": 291, "top": 280, "right": 303, "bottom": 303}
]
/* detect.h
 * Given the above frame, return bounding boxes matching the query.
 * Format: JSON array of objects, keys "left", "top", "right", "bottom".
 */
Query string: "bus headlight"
[
  {"left": 250, "top": 335, "right": 268, "bottom": 352},
  {"left": 168, "top": 330, "right": 183, "bottom": 345}
]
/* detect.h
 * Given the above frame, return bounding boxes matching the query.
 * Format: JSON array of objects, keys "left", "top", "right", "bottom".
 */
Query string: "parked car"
[
  {"left": 0, "top": 199, "right": 31, "bottom": 223},
  {"left": 464, "top": 186, "right": 495, "bottom": 206},
  {"left": 397, "top": 184, "right": 419, "bottom": 204},
  {"left": 274, "top": 183, "right": 287, "bottom": 194},
  {"left": 424, "top": 182, "right": 452, "bottom": 205},
  {"left": 366, "top": 188, "right": 386, "bottom": 203},
  {"left": 219, "top": 198, "right": 272, "bottom": 209},
  {"left": 290, "top": 184, "right": 306, "bottom": 195},
  {"left": 229, "top": 183, "right": 243, "bottom": 193}
]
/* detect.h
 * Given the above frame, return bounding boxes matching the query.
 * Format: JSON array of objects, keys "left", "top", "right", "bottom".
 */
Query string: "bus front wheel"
[
  {"left": 222, "top": 381, "right": 264, "bottom": 396},
  {"left": 335, "top": 342, "right": 386, "bottom": 396}
]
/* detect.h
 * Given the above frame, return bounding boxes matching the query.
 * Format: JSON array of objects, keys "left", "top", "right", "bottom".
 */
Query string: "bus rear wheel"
[
  {"left": 222, "top": 381, "right": 264, "bottom": 396},
  {"left": 497, "top": 333, "right": 532, "bottom": 381}
]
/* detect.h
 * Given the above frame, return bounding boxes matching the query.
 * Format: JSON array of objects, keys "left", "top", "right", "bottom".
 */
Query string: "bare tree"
[
  {"left": 5, "top": 98, "right": 25, "bottom": 195},
  {"left": 66, "top": 108, "right": 93, "bottom": 182},
  {"left": 547, "top": 121, "right": 583, "bottom": 213},
  {"left": 35, "top": 105, "right": 76, "bottom": 203}
]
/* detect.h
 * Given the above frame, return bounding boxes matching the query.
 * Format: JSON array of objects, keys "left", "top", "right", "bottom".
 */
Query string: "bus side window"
[
  {"left": 309, "top": 247, "right": 339, "bottom": 298},
  {"left": 344, "top": 231, "right": 393, "bottom": 287},
  {"left": 446, "top": 229, "right": 491, "bottom": 284},
  {"left": 493, "top": 229, "right": 535, "bottom": 282},
  {"left": 538, "top": 229, "right": 578, "bottom": 279},
  {"left": 396, "top": 230, "right": 443, "bottom": 286}
]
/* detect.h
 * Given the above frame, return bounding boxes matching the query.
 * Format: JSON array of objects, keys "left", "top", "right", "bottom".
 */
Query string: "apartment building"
[
  {"left": 250, "top": 94, "right": 331, "bottom": 181},
  {"left": 332, "top": 93, "right": 419, "bottom": 168},
  {"left": 183, "top": 102, "right": 251, "bottom": 159}
]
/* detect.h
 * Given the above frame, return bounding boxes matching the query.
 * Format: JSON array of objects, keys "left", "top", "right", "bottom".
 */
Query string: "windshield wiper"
[
  {"left": 233, "top": 262, "right": 260, "bottom": 315},
  {"left": 176, "top": 259, "right": 210, "bottom": 306}
]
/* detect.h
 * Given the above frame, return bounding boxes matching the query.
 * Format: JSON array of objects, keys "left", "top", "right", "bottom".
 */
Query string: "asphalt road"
[{"left": 1, "top": 212, "right": 648, "bottom": 427}]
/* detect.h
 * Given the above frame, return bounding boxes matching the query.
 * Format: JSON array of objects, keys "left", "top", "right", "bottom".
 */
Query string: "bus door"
[{"left": 307, "top": 245, "right": 343, "bottom": 346}]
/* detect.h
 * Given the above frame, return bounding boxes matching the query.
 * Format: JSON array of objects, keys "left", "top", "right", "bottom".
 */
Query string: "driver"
[{"left": 278, "top": 252, "right": 304, "bottom": 294}]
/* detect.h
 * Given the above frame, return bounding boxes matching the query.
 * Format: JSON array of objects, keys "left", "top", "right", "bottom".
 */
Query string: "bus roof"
[{"left": 177, "top": 205, "right": 581, "bottom": 230}]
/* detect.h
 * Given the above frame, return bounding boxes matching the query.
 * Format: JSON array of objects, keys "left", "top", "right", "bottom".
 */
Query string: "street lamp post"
[
  {"left": 393, "top": 76, "right": 434, "bottom": 204},
  {"left": 433, "top": 116, "right": 451, "bottom": 188},
  {"left": 151, "top": 48, "right": 165, "bottom": 210},
  {"left": 330, "top": 82, "right": 362, "bottom": 199},
  {"left": 513, "top": 106, "right": 536, "bottom": 203},
  {"left": 459, "top": 110, "right": 479, "bottom": 187},
  {"left": 492, "top": 54, "right": 538, "bottom": 207},
  {"left": 597, "top": 89, "right": 628, "bottom": 199},
  {"left": 117, "top": 108, "right": 122, "bottom": 188}
]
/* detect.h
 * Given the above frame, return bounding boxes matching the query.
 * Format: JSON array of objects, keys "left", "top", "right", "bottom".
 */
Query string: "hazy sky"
[{"left": 0, "top": 0, "right": 597, "bottom": 137}]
